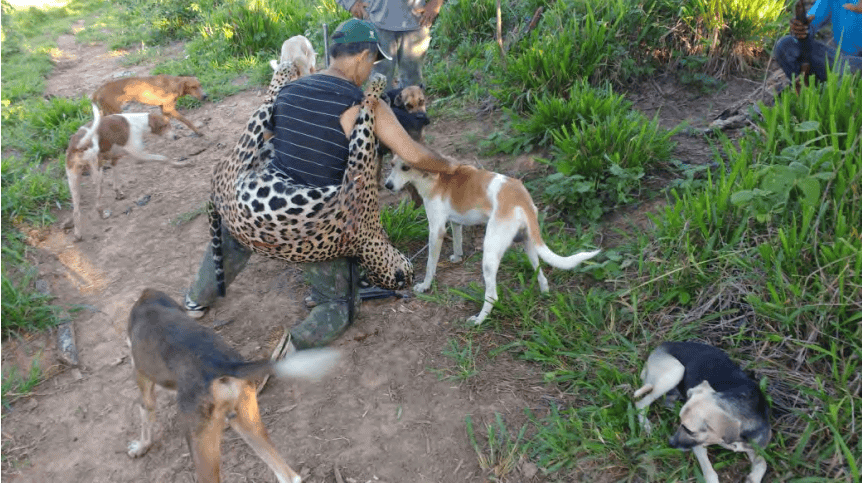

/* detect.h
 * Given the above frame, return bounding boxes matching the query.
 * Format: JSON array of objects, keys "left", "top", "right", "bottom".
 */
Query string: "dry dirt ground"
[{"left": 1, "top": 22, "right": 780, "bottom": 483}]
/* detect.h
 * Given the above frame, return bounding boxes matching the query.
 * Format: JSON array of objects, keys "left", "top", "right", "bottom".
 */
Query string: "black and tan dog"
[
  {"left": 127, "top": 289, "right": 338, "bottom": 483},
  {"left": 634, "top": 341, "right": 771, "bottom": 483}
]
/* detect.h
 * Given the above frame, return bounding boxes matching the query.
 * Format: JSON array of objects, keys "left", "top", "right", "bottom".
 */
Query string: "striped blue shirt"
[{"left": 271, "top": 74, "right": 364, "bottom": 187}]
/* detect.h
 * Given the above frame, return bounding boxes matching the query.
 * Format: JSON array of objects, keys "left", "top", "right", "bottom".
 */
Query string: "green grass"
[
  {"left": 1, "top": 357, "right": 43, "bottom": 411},
  {"left": 379, "top": 198, "right": 429, "bottom": 251},
  {"left": 430, "top": 336, "right": 481, "bottom": 383},
  {"left": 2, "top": 0, "right": 858, "bottom": 481}
]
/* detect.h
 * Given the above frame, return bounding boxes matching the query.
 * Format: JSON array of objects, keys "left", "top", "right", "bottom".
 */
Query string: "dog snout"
[
  {"left": 384, "top": 180, "right": 394, "bottom": 190},
  {"left": 669, "top": 431, "right": 696, "bottom": 450}
]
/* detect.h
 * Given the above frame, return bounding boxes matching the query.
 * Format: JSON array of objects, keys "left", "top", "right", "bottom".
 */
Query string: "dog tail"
[
  {"left": 208, "top": 201, "right": 227, "bottom": 297},
  {"left": 77, "top": 102, "right": 101, "bottom": 150},
  {"left": 271, "top": 348, "right": 340, "bottom": 381},
  {"left": 536, "top": 247, "right": 601, "bottom": 270}
]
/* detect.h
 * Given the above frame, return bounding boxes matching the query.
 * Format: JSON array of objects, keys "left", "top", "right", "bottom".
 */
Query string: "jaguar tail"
[{"left": 208, "top": 201, "right": 226, "bottom": 297}]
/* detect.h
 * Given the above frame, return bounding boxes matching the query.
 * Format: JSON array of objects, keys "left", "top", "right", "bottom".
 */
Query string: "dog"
[
  {"left": 634, "top": 341, "right": 772, "bottom": 483},
  {"left": 92, "top": 74, "right": 207, "bottom": 136},
  {"left": 384, "top": 156, "right": 601, "bottom": 325},
  {"left": 65, "top": 105, "right": 177, "bottom": 241},
  {"left": 380, "top": 85, "right": 429, "bottom": 207},
  {"left": 269, "top": 35, "right": 316, "bottom": 76},
  {"left": 127, "top": 289, "right": 339, "bottom": 483}
]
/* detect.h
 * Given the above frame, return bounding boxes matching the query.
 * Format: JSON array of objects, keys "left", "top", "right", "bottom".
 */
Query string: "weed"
[
  {"left": 430, "top": 336, "right": 481, "bottom": 383},
  {"left": 466, "top": 412, "right": 527, "bottom": 481},
  {"left": 169, "top": 203, "right": 208, "bottom": 226},
  {"left": 1, "top": 357, "right": 43, "bottom": 410},
  {"left": 379, "top": 198, "right": 429, "bottom": 251}
]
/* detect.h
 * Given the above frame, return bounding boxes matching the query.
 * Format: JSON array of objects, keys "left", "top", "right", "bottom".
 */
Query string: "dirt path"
[
  {"left": 2, "top": 21, "right": 780, "bottom": 483},
  {"left": 2, "top": 29, "right": 552, "bottom": 483}
]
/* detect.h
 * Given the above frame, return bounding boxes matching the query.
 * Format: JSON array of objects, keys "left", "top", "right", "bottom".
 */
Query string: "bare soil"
[{"left": 1, "top": 21, "right": 781, "bottom": 483}]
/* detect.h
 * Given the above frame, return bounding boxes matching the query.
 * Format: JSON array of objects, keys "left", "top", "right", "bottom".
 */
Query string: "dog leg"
[
  {"left": 110, "top": 162, "right": 125, "bottom": 200},
  {"left": 163, "top": 106, "right": 204, "bottom": 136},
  {"left": 228, "top": 383, "right": 302, "bottom": 483},
  {"left": 692, "top": 445, "right": 720, "bottom": 483},
  {"left": 415, "top": 215, "right": 447, "bottom": 293},
  {"left": 188, "top": 413, "right": 228, "bottom": 483},
  {"left": 633, "top": 352, "right": 685, "bottom": 434},
  {"left": 66, "top": 165, "right": 84, "bottom": 241},
  {"left": 523, "top": 239, "right": 549, "bottom": 293},
  {"left": 449, "top": 223, "right": 463, "bottom": 263},
  {"left": 468, "top": 220, "right": 519, "bottom": 325},
  {"left": 128, "top": 370, "right": 157, "bottom": 458},
  {"left": 93, "top": 163, "right": 108, "bottom": 219},
  {"left": 741, "top": 445, "right": 768, "bottom": 483}
]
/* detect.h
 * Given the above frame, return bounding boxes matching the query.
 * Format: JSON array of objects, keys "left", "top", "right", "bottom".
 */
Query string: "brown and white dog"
[
  {"left": 269, "top": 35, "right": 316, "bottom": 76},
  {"left": 92, "top": 74, "right": 207, "bottom": 136},
  {"left": 127, "top": 289, "right": 339, "bottom": 483},
  {"left": 384, "top": 157, "right": 601, "bottom": 325},
  {"left": 65, "top": 105, "right": 177, "bottom": 241}
]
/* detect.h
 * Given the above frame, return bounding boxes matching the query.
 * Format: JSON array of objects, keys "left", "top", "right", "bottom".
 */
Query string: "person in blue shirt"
[{"left": 774, "top": 0, "right": 862, "bottom": 82}]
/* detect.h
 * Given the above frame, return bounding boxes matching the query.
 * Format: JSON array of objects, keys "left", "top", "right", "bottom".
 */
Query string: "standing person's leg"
[
  {"left": 397, "top": 26, "right": 431, "bottom": 88},
  {"left": 821, "top": 44, "right": 862, "bottom": 78},
  {"left": 809, "top": 40, "right": 837, "bottom": 82},
  {"left": 184, "top": 224, "right": 253, "bottom": 318},
  {"left": 774, "top": 35, "right": 803, "bottom": 82},
  {"left": 289, "top": 258, "right": 361, "bottom": 350},
  {"left": 372, "top": 28, "right": 400, "bottom": 88}
]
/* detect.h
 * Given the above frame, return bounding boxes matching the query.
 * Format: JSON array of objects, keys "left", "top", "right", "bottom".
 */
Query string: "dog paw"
[
  {"left": 467, "top": 314, "right": 484, "bottom": 325},
  {"left": 127, "top": 440, "right": 150, "bottom": 458},
  {"left": 449, "top": 255, "right": 462, "bottom": 263},
  {"left": 413, "top": 282, "right": 431, "bottom": 293}
]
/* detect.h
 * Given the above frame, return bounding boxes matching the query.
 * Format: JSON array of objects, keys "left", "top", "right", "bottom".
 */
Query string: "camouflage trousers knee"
[
  {"left": 185, "top": 226, "right": 359, "bottom": 349},
  {"left": 290, "top": 258, "right": 360, "bottom": 350}
]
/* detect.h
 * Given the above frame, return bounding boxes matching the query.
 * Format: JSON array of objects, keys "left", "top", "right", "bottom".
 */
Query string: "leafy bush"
[
  {"left": 526, "top": 82, "right": 679, "bottom": 221},
  {"left": 492, "top": 0, "right": 627, "bottom": 112}
]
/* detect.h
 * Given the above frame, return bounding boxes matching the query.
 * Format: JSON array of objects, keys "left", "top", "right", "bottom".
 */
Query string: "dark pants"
[
  {"left": 774, "top": 35, "right": 862, "bottom": 83},
  {"left": 186, "top": 225, "right": 359, "bottom": 349},
  {"left": 373, "top": 26, "right": 431, "bottom": 88}
]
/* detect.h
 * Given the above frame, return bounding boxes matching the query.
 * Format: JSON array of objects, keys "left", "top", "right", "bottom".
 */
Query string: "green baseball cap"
[{"left": 332, "top": 19, "right": 392, "bottom": 61}]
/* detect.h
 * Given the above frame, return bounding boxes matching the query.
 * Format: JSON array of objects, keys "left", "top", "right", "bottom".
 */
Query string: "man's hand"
[
  {"left": 843, "top": 1, "right": 862, "bottom": 12},
  {"left": 418, "top": 0, "right": 443, "bottom": 27},
  {"left": 350, "top": 0, "right": 369, "bottom": 19},
  {"left": 790, "top": 14, "right": 814, "bottom": 39}
]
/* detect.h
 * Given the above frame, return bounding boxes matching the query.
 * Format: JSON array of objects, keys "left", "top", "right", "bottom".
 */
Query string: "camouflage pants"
[{"left": 186, "top": 225, "right": 359, "bottom": 349}]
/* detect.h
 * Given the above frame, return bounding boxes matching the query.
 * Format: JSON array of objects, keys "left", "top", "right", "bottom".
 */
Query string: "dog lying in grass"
[
  {"left": 384, "top": 156, "right": 600, "bottom": 325},
  {"left": 634, "top": 341, "right": 772, "bottom": 483}
]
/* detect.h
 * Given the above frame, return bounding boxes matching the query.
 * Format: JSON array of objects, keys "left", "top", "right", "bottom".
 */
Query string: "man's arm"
[
  {"left": 419, "top": 0, "right": 444, "bottom": 27},
  {"left": 374, "top": 101, "right": 455, "bottom": 174},
  {"left": 336, "top": 0, "right": 368, "bottom": 19}
]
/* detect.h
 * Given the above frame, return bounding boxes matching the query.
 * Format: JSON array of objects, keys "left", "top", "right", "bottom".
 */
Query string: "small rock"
[
  {"left": 123, "top": 207, "right": 133, "bottom": 215},
  {"left": 521, "top": 460, "right": 538, "bottom": 479},
  {"left": 135, "top": 194, "right": 151, "bottom": 206},
  {"left": 56, "top": 321, "right": 79, "bottom": 367},
  {"left": 101, "top": 208, "right": 111, "bottom": 219},
  {"left": 34, "top": 279, "right": 50, "bottom": 295}
]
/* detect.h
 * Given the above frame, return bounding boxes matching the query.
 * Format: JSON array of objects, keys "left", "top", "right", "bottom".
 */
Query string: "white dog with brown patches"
[
  {"left": 269, "top": 35, "right": 316, "bottom": 76},
  {"left": 384, "top": 157, "right": 601, "bottom": 325}
]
